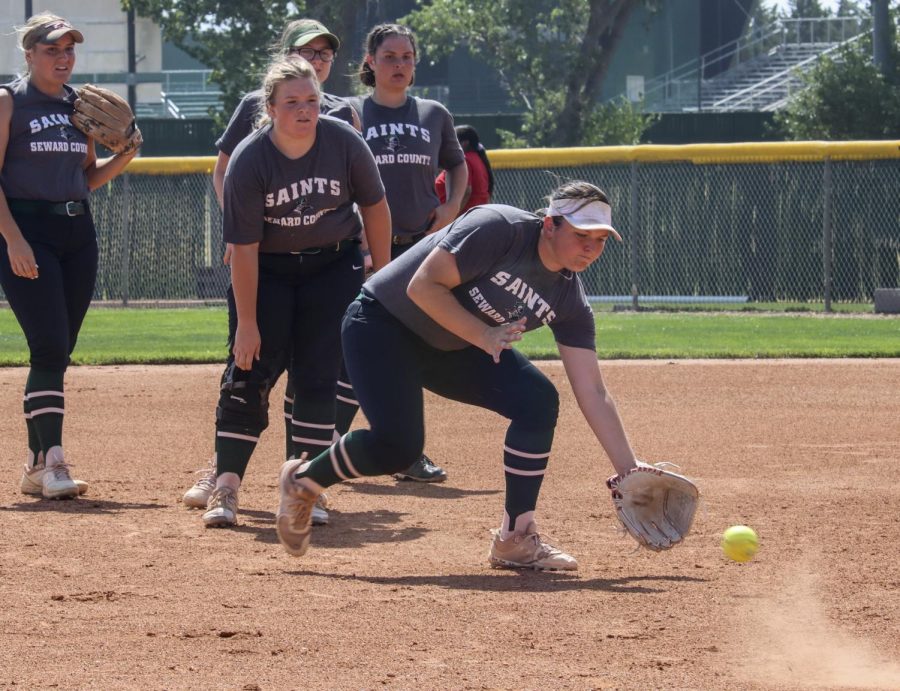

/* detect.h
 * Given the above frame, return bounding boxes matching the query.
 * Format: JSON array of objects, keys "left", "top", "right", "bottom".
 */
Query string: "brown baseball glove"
[
  {"left": 72, "top": 85, "right": 143, "bottom": 155},
  {"left": 607, "top": 461, "right": 699, "bottom": 551}
]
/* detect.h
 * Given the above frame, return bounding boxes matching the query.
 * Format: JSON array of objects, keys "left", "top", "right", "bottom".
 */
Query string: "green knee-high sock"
[
  {"left": 296, "top": 430, "right": 386, "bottom": 488},
  {"left": 24, "top": 368, "right": 65, "bottom": 453},
  {"left": 215, "top": 435, "right": 258, "bottom": 481},
  {"left": 290, "top": 391, "right": 335, "bottom": 460},
  {"left": 25, "top": 413, "right": 41, "bottom": 462},
  {"left": 334, "top": 379, "right": 359, "bottom": 436}
]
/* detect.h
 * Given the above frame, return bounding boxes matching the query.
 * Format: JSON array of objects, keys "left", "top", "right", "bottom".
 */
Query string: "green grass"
[
  {"left": 524, "top": 312, "right": 900, "bottom": 359},
  {"left": 591, "top": 300, "right": 875, "bottom": 314},
  {"left": 0, "top": 308, "right": 228, "bottom": 365},
  {"left": 0, "top": 307, "right": 897, "bottom": 366}
]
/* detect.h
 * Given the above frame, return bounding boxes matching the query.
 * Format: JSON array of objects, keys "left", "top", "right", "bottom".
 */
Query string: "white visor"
[{"left": 547, "top": 199, "right": 622, "bottom": 241}]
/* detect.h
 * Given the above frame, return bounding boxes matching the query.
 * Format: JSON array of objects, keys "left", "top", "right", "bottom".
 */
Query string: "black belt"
[
  {"left": 392, "top": 232, "right": 426, "bottom": 246},
  {"left": 262, "top": 237, "right": 359, "bottom": 257},
  {"left": 7, "top": 199, "right": 87, "bottom": 217}
]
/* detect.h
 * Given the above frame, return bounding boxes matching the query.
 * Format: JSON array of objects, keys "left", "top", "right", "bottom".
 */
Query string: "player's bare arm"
[
  {"left": 358, "top": 197, "right": 391, "bottom": 272},
  {"left": 212, "top": 151, "right": 229, "bottom": 209},
  {"left": 408, "top": 247, "right": 525, "bottom": 363},
  {"left": 230, "top": 242, "right": 261, "bottom": 370},
  {"left": 213, "top": 141, "right": 234, "bottom": 265},
  {"left": 557, "top": 343, "right": 638, "bottom": 477},
  {"left": 427, "top": 160, "right": 467, "bottom": 233},
  {"left": 0, "top": 90, "right": 37, "bottom": 279},
  {"left": 83, "top": 138, "right": 137, "bottom": 191}
]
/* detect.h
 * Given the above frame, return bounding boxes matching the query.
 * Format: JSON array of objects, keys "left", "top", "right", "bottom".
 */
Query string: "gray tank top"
[{"left": 0, "top": 78, "right": 90, "bottom": 201}]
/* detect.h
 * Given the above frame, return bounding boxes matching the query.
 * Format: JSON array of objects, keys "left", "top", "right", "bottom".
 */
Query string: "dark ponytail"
[{"left": 455, "top": 125, "right": 494, "bottom": 198}]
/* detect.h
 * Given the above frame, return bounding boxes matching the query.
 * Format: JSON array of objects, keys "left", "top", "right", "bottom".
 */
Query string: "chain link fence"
[{"left": 3, "top": 143, "right": 897, "bottom": 308}]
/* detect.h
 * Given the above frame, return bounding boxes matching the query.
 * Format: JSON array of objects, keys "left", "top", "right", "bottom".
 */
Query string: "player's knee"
[
  {"left": 215, "top": 364, "right": 275, "bottom": 433},
  {"left": 513, "top": 376, "right": 559, "bottom": 429},
  {"left": 289, "top": 375, "right": 337, "bottom": 403},
  {"left": 540, "top": 381, "right": 560, "bottom": 425},
  {"left": 371, "top": 432, "right": 424, "bottom": 474},
  {"left": 29, "top": 342, "right": 70, "bottom": 371}
]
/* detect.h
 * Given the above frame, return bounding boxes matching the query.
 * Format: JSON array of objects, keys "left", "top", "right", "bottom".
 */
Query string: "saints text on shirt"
[
  {"left": 265, "top": 178, "right": 341, "bottom": 207},
  {"left": 466, "top": 271, "right": 557, "bottom": 326},
  {"left": 364, "top": 123, "right": 431, "bottom": 142},
  {"left": 29, "top": 113, "right": 74, "bottom": 133},
  {"left": 366, "top": 123, "right": 433, "bottom": 166}
]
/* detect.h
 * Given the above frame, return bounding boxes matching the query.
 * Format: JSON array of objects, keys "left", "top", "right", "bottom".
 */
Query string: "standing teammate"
[
  {"left": 275, "top": 181, "right": 640, "bottom": 570},
  {"left": 201, "top": 57, "right": 390, "bottom": 528},
  {"left": 435, "top": 124, "right": 495, "bottom": 214},
  {"left": 0, "top": 13, "right": 138, "bottom": 498},
  {"left": 341, "top": 22, "right": 468, "bottom": 483},
  {"left": 183, "top": 19, "right": 358, "bottom": 524}
]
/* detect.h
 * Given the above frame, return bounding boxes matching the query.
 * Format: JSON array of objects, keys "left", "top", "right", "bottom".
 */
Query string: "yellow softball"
[{"left": 721, "top": 525, "right": 758, "bottom": 562}]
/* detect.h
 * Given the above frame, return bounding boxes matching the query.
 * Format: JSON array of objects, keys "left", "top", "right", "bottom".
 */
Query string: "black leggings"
[
  {"left": 0, "top": 210, "right": 98, "bottom": 370},
  {"left": 341, "top": 295, "right": 559, "bottom": 475},
  {"left": 215, "top": 244, "right": 363, "bottom": 477}
]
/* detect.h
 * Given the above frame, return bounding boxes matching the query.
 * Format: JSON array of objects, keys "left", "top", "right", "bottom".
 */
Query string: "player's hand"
[
  {"left": 426, "top": 202, "right": 458, "bottom": 234},
  {"left": 222, "top": 243, "right": 234, "bottom": 265},
  {"left": 363, "top": 252, "right": 373, "bottom": 276},
  {"left": 233, "top": 321, "right": 261, "bottom": 371},
  {"left": 480, "top": 317, "right": 526, "bottom": 363},
  {"left": 7, "top": 237, "right": 39, "bottom": 279}
]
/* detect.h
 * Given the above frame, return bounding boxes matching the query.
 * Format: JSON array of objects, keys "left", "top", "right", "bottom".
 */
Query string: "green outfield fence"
[{"left": 2, "top": 142, "right": 898, "bottom": 308}]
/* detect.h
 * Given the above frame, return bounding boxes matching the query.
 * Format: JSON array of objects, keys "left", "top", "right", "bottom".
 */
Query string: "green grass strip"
[
  {"left": 0, "top": 307, "right": 897, "bottom": 366},
  {"left": 0, "top": 308, "right": 227, "bottom": 365},
  {"left": 523, "top": 312, "right": 900, "bottom": 359}
]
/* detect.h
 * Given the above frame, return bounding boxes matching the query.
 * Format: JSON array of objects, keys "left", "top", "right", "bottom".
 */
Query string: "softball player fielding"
[{"left": 275, "top": 181, "right": 642, "bottom": 570}]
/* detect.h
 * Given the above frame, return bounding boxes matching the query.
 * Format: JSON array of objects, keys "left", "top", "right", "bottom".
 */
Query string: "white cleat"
[
  {"left": 183, "top": 456, "right": 217, "bottom": 508},
  {"left": 488, "top": 522, "right": 578, "bottom": 571},
  {"left": 21, "top": 450, "right": 87, "bottom": 496},
  {"left": 202, "top": 486, "right": 238, "bottom": 528},
  {"left": 276, "top": 458, "right": 320, "bottom": 557},
  {"left": 38, "top": 448, "right": 81, "bottom": 500}
]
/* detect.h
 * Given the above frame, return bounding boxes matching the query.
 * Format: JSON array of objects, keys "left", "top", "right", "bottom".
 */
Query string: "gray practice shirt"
[
  {"left": 223, "top": 115, "right": 384, "bottom": 253},
  {"left": 350, "top": 95, "right": 464, "bottom": 237},
  {"left": 0, "top": 79, "right": 89, "bottom": 201},
  {"left": 366, "top": 205, "right": 596, "bottom": 351},
  {"left": 216, "top": 88, "right": 355, "bottom": 156}
]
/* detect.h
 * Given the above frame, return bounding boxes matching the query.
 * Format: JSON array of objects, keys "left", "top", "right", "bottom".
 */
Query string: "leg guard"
[{"left": 215, "top": 361, "right": 276, "bottom": 436}]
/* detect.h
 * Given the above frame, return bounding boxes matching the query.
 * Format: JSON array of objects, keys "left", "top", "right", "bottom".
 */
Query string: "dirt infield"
[{"left": 1, "top": 360, "right": 899, "bottom": 690}]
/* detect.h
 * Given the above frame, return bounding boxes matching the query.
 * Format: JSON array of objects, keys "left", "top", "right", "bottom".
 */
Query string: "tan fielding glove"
[
  {"left": 72, "top": 84, "right": 143, "bottom": 155},
  {"left": 607, "top": 461, "right": 699, "bottom": 551}
]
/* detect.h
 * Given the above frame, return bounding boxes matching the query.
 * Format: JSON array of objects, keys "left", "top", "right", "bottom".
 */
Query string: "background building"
[{"left": 0, "top": 1, "right": 871, "bottom": 149}]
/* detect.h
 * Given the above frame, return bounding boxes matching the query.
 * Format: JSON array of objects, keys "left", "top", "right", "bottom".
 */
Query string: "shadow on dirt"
[
  {"left": 230, "top": 508, "right": 430, "bottom": 548},
  {"left": 0, "top": 499, "right": 167, "bottom": 514},
  {"left": 346, "top": 480, "right": 500, "bottom": 499},
  {"left": 281, "top": 570, "right": 708, "bottom": 593}
]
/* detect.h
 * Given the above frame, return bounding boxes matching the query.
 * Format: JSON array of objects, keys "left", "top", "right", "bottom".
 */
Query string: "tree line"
[{"left": 123, "top": 0, "right": 899, "bottom": 145}]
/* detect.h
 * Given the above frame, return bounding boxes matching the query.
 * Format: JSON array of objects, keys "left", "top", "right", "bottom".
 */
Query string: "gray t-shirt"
[
  {"left": 0, "top": 79, "right": 89, "bottom": 201},
  {"left": 366, "top": 205, "right": 596, "bottom": 351},
  {"left": 350, "top": 95, "right": 464, "bottom": 237},
  {"left": 223, "top": 115, "right": 384, "bottom": 253},
  {"left": 216, "top": 88, "right": 355, "bottom": 156}
]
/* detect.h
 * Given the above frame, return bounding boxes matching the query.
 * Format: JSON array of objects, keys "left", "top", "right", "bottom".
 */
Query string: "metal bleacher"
[
  {"left": 155, "top": 70, "right": 222, "bottom": 119},
  {"left": 634, "top": 16, "right": 870, "bottom": 113}
]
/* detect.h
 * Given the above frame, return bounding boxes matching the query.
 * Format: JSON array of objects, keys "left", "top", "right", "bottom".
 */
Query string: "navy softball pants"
[
  {"left": 215, "top": 244, "right": 363, "bottom": 478},
  {"left": 337, "top": 293, "right": 559, "bottom": 475},
  {"left": 0, "top": 211, "right": 97, "bottom": 371}
]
